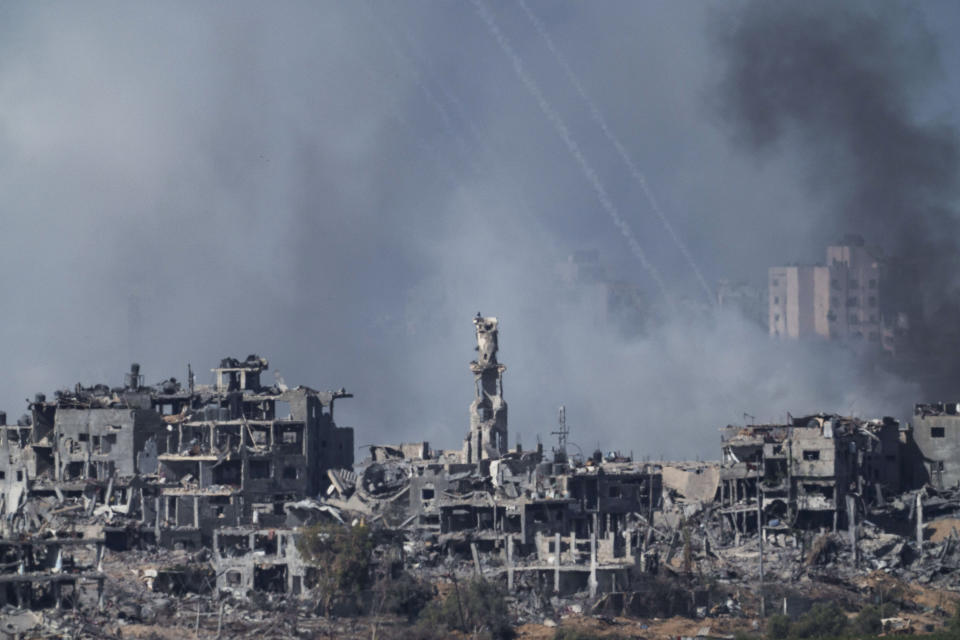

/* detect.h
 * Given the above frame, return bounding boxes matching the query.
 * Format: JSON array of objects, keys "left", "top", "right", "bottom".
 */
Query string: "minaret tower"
[{"left": 463, "top": 314, "right": 508, "bottom": 465}]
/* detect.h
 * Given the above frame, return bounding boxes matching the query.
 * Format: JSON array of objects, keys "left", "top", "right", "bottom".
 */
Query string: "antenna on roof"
[{"left": 551, "top": 405, "right": 570, "bottom": 463}]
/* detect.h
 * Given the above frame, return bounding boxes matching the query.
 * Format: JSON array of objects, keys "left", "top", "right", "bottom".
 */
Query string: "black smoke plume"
[{"left": 712, "top": 1, "right": 960, "bottom": 397}]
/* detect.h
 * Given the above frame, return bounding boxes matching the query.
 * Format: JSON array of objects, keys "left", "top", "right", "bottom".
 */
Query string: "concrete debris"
[{"left": 0, "top": 316, "right": 959, "bottom": 637}]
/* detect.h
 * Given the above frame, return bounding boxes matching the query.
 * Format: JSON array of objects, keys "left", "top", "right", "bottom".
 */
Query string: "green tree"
[
  {"left": 296, "top": 521, "right": 374, "bottom": 615},
  {"left": 789, "top": 602, "right": 848, "bottom": 639},
  {"left": 854, "top": 605, "right": 882, "bottom": 635},
  {"left": 418, "top": 577, "right": 514, "bottom": 640},
  {"left": 767, "top": 613, "right": 791, "bottom": 640}
]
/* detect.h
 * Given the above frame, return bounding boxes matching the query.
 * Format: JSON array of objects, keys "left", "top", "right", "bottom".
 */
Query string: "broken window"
[
  {"left": 932, "top": 427, "right": 946, "bottom": 438},
  {"left": 802, "top": 450, "right": 820, "bottom": 461},
  {"left": 282, "top": 466, "right": 299, "bottom": 480},
  {"left": 79, "top": 433, "right": 89, "bottom": 442},
  {"left": 608, "top": 485, "right": 622, "bottom": 498},
  {"left": 249, "top": 460, "right": 271, "bottom": 479},
  {"left": 254, "top": 534, "right": 278, "bottom": 555},
  {"left": 213, "top": 460, "right": 241, "bottom": 485},
  {"left": 226, "top": 571, "right": 242, "bottom": 586},
  {"left": 253, "top": 565, "right": 287, "bottom": 593},
  {"left": 421, "top": 486, "right": 435, "bottom": 500},
  {"left": 281, "top": 430, "right": 299, "bottom": 444}
]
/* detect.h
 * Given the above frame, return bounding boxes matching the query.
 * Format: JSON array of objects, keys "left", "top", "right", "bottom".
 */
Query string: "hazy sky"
[{"left": 1, "top": 1, "right": 957, "bottom": 459}]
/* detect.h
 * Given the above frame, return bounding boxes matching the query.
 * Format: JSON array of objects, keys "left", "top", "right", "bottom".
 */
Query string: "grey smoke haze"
[
  {"left": 712, "top": 0, "right": 960, "bottom": 397},
  {"left": 0, "top": 2, "right": 955, "bottom": 459}
]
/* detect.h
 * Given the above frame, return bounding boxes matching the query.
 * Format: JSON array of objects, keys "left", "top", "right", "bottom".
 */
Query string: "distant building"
[
  {"left": 769, "top": 236, "right": 893, "bottom": 350},
  {"left": 557, "top": 251, "right": 646, "bottom": 333},
  {"left": 717, "top": 280, "right": 767, "bottom": 328}
]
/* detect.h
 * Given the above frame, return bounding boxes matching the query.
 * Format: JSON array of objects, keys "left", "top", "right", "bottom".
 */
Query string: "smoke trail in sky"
[
  {"left": 471, "top": 0, "right": 671, "bottom": 302},
  {"left": 518, "top": 0, "right": 714, "bottom": 305},
  {"left": 358, "top": 0, "right": 480, "bottom": 174},
  {"left": 394, "top": 20, "right": 495, "bottom": 165},
  {"left": 355, "top": 62, "right": 462, "bottom": 189}
]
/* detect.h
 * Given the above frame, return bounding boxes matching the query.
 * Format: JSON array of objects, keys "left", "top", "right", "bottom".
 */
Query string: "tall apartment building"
[{"left": 769, "top": 237, "right": 889, "bottom": 348}]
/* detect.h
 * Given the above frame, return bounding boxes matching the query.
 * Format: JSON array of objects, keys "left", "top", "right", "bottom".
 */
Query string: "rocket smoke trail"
[
  {"left": 471, "top": 0, "right": 671, "bottom": 303},
  {"left": 519, "top": 0, "right": 715, "bottom": 305},
  {"left": 358, "top": 0, "right": 480, "bottom": 175}
]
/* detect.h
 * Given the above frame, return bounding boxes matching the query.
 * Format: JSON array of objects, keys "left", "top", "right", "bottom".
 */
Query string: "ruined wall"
[{"left": 913, "top": 412, "right": 960, "bottom": 489}]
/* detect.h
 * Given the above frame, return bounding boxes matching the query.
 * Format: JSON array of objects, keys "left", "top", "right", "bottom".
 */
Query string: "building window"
[
  {"left": 802, "top": 450, "right": 820, "bottom": 461},
  {"left": 869, "top": 279, "right": 877, "bottom": 289},
  {"left": 849, "top": 315, "right": 859, "bottom": 325},
  {"left": 831, "top": 278, "right": 840, "bottom": 288},
  {"left": 282, "top": 466, "right": 299, "bottom": 480},
  {"left": 868, "top": 332, "right": 879, "bottom": 341},
  {"left": 79, "top": 433, "right": 89, "bottom": 442},
  {"left": 932, "top": 427, "right": 946, "bottom": 438},
  {"left": 249, "top": 460, "right": 271, "bottom": 479},
  {"left": 850, "top": 279, "right": 859, "bottom": 288},
  {"left": 421, "top": 486, "right": 435, "bottom": 500},
  {"left": 774, "top": 313, "right": 780, "bottom": 323},
  {"left": 868, "top": 296, "right": 876, "bottom": 307},
  {"left": 847, "top": 297, "right": 859, "bottom": 307},
  {"left": 771, "top": 278, "right": 779, "bottom": 286},
  {"left": 774, "top": 296, "right": 779, "bottom": 304}
]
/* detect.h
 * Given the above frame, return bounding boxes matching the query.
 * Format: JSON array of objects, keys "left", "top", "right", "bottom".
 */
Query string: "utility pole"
[{"left": 757, "top": 451, "right": 765, "bottom": 619}]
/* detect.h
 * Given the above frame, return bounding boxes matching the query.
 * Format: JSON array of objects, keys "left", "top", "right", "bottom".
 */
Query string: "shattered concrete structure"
[
  {"left": 719, "top": 414, "right": 903, "bottom": 533},
  {"left": 213, "top": 526, "right": 311, "bottom": 597},
  {"left": 318, "top": 314, "right": 663, "bottom": 597},
  {"left": 5, "top": 311, "right": 960, "bottom": 638},
  {"left": 913, "top": 402, "right": 960, "bottom": 488},
  {"left": 0, "top": 355, "right": 354, "bottom": 546},
  {"left": 464, "top": 314, "right": 509, "bottom": 465},
  {"left": 0, "top": 534, "right": 105, "bottom": 610}
]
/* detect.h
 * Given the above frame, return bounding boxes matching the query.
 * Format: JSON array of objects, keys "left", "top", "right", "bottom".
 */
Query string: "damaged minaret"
[{"left": 463, "top": 314, "right": 508, "bottom": 466}]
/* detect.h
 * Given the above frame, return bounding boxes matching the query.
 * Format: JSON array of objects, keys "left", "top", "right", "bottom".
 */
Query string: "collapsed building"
[
  {"left": 718, "top": 415, "right": 903, "bottom": 533},
  {"left": 317, "top": 315, "right": 664, "bottom": 597},
  {"left": 4, "top": 313, "right": 960, "bottom": 632},
  {"left": 0, "top": 355, "right": 354, "bottom": 608},
  {"left": 912, "top": 402, "right": 960, "bottom": 489}
]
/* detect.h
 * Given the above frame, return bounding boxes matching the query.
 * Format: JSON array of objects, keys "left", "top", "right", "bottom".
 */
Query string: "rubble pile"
[{"left": 1, "top": 314, "right": 960, "bottom": 637}]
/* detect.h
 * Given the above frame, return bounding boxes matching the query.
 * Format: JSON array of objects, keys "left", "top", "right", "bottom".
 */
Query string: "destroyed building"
[
  {"left": 0, "top": 355, "right": 354, "bottom": 545},
  {"left": 912, "top": 402, "right": 960, "bottom": 488},
  {"left": 6, "top": 313, "right": 960, "bottom": 636},
  {"left": 719, "top": 414, "right": 903, "bottom": 533},
  {"left": 319, "top": 315, "right": 663, "bottom": 597}
]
